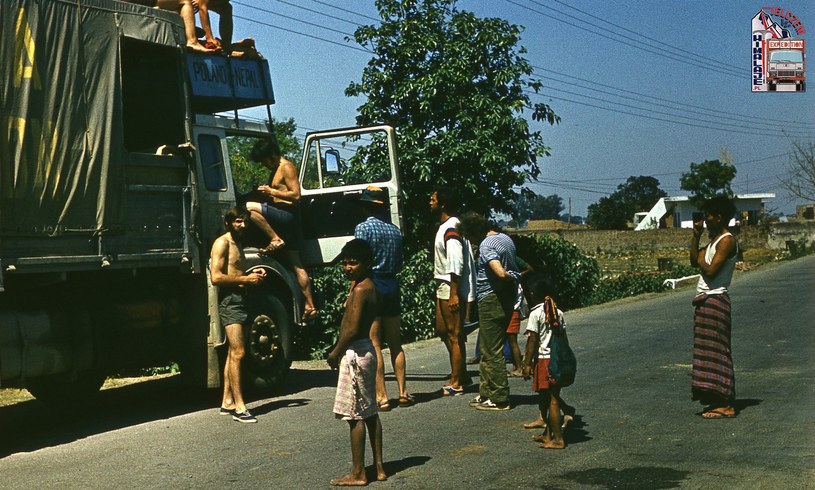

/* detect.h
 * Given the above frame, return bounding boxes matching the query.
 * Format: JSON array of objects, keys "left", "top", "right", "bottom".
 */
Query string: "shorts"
[
  {"left": 373, "top": 276, "right": 401, "bottom": 316},
  {"left": 261, "top": 202, "right": 300, "bottom": 251},
  {"left": 218, "top": 289, "right": 248, "bottom": 327},
  {"left": 532, "top": 358, "right": 554, "bottom": 391},
  {"left": 506, "top": 310, "right": 521, "bottom": 334}
]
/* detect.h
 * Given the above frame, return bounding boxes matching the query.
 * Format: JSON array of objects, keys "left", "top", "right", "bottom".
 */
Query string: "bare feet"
[
  {"left": 260, "top": 239, "right": 285, "bottom": 254},
  {"left": 186, "top": 41, "right": 216, "bottom": 54},
  {"left": 538, "top": 438, "right": 566, "bottom": 449},
  {"left": 507, "top": 369, "right": 523, "bottom": 377},
  {"left": 329, "top": 474, "right": 367, "bottom": 486},
  {"left": 523, "top": 418, "right": 546, "bottom": 429},
  {"left": 531, "top": 433, "right": 548, "bottom": 443},
  {"left": 301, "top": 306, "right": 318, "bottom": 323},
  {"left": 375, "top": 466, "right": 387, "bottom": 482}
]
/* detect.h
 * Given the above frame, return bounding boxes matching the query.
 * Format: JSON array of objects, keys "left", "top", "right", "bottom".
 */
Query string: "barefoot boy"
[
  {"left": 327, "top": 239, "right": 387, "bottom": 485},
  {"left": 522, "top": 275, "right": 570, "bottom": 449}
]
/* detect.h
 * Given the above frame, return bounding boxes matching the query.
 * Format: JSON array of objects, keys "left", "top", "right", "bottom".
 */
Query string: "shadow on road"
[
  {"left": 380, "top": 455, "right": 432, "bottom": 480},
  {"left": 0, "top": 366, "right": 355, "bottom": 459}
]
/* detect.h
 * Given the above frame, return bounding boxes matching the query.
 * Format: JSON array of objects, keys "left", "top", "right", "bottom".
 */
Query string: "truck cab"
[{"left": 0, "top": 0, "right": 401, "bottom": 401}]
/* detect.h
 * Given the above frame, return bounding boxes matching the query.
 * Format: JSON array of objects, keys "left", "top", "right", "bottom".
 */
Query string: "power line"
[
  {"left": 232, "top": 3, "right": 357, "bottom": 39},
  {"left": 526, "top": 90, "right": 811, "bottom": 139},
  {"left": 233, "top": 14, "right": 370, "bottom": 53},
  {"left": 258, "top": 0, "right": 364, "bottom": 28},
  {"left": 504, "top": 0, "right": 742, "bottom": 78},
  {"left": 531, "top": 66, "right": 815, "bottom": 129},
  {"left": 548, "top": 0, "right": 744, "bottom": 74},
  {"left": 304, "top": 0, "right": 381, "bottom": 23}
]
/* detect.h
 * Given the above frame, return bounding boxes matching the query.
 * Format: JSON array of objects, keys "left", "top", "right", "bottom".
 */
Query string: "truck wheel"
[
  {"left": 244, "top": 295, "right": 292, "bottom": 391},
  {"left": 26, "top": 371, "right": 106, "bottom": 406}
]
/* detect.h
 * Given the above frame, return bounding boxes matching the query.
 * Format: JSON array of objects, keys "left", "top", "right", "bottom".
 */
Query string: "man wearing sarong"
[
  {"left": 689, "top": 195, "right": 739, "bottom": 419},
  {"left": 326, "top": 239, "right": 387, "bottom": 486}
]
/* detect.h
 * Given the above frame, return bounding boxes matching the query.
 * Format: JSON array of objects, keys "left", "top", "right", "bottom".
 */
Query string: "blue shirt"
[
  {"left": 476, "top": 232, "right": 518, "bottom": 302},
  {"left": 354, "top": 216, "right": 403, "bottom": 275}
]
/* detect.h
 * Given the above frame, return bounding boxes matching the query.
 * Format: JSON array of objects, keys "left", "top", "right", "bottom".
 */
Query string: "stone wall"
[{"left": 515, "top": 222, "right": 815, "bottom": 254}]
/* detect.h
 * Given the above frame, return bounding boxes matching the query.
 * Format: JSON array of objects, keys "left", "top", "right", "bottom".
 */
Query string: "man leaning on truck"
[{"left": 210, "top": 207, "right": 266, "bottom": 423}]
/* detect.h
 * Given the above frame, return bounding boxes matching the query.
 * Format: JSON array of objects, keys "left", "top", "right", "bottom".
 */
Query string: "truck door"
[{"left": 298, "top": 125, "right": 401, "bottom": 267}]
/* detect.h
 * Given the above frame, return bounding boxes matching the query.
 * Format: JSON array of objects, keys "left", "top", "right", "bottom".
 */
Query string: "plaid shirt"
[{"left": 354, "top": 216, "right": 403, "bottom": 275}]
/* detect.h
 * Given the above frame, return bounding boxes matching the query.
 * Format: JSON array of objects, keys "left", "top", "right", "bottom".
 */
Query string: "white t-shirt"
[
  {"left": 696, "top": 232, "right": 738, "bottom": 296},
  {"left": 433, "top": 216, "right": 476, "bottom": 302},
  {"left": 525, "top": 302, "right": 566, "bottom": 359}
]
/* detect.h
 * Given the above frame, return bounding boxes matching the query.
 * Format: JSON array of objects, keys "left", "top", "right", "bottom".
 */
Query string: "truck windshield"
[{"left": 770, "top": 50, "right": 803, "bottom": 63}]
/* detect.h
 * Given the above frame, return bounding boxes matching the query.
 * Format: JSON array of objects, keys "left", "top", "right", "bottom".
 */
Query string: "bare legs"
[
  {"left": 508, "top": 333, "right": 523, "bottom": 376},
  {"left": 370, "top": 316, "right": 408, "bottom": 406},
  {"left": 330, "top": 416, "right": 386, "bottom": 486},
  {"left": 221, "top": 323, "right": 247, "bottom": 413},
  {"left": 286, "top": 250, "right": 317, "bottom": 321},
  {"left": 535, "top": 387, "right": 565, "bottom": 449},
  {"left": 245, "top": 203, "right": 285, "bottom": 251},
  {"left": 435, "top": 298, "right": 468, "bottom": 389},
  {"left": 198, "top": 0, "right": 233, "bottom": 51},
  {"left": 155, "top": 0, "right": 216, "bottom": 53}
]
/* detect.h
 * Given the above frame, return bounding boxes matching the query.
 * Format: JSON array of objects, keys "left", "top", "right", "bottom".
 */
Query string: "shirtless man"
[
  {"left": 210, "top": 207, "right": 266, "bottom": 423},
  {"left": 245, "top": 138, "right": 317, "bottom": 322},
  {"left": 327, "top": 239, "right": 386, "bottom": 486}
]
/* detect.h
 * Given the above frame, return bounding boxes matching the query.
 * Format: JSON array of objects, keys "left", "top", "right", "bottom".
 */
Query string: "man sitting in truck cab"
[{"left": 245, "top": 138, "right": 318, "bottom": 322}]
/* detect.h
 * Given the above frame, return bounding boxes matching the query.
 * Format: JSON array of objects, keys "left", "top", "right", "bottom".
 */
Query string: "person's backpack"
[
  {"left": 542, "top": 297, "right": 576, "bottom": 387},
  {"left": 548, "top": 329, "right": 576, "bottom": 387}
]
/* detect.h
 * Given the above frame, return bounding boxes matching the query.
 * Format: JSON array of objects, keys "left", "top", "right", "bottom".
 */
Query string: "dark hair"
[
  {"left": 458, "top": 211, "right": 487, "bottom": 244},
  {"left": 224, "top": 206, "right": 250, "bottom": 224},
  {"left": 433, "top": 187, "right": 462, "bottom": 214},
  {"left": 524, "top": 273, "right": 556, "bottom": 304},
  {"left": 340, "top": 238, "right": 373, "bottom": 264},
  {"left": 702, "top": 195, "right": 736, "bottom": 221},
  {"left": 250, "top": 136, "right": 282, "bottom": 162}
]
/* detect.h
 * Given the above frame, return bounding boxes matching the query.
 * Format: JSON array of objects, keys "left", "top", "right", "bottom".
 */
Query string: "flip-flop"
[
  {"left": 701, "top": 409, "right": 736, "bottom": 419},
  {"left": 398, "top": 395, "right": 415, "bottom": 407},
  {"left": 377, "top": 400, "right": 392, "bottom": 412},
  {"left": 301, "top": 307, "right": 318, "bottom": 323}
]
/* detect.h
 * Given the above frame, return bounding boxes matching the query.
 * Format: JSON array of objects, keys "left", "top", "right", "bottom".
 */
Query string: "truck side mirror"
[{"left": 323, "top": 149, "right": 342, "bottom": 174}]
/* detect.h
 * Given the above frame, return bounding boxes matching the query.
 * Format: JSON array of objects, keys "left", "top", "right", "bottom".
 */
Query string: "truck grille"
[{"left": 775, "top": 70, "right": 797, "bottom": 77}]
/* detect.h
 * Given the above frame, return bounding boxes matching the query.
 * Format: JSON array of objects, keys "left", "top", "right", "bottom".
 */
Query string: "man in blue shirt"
[{"left": 354, "top": 186, "right": 411, "bottom": 410}]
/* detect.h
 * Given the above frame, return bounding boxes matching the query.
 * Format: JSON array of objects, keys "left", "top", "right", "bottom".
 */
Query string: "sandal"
[{"left": 377, "top": 400, "right": 392, "bottom": 412}]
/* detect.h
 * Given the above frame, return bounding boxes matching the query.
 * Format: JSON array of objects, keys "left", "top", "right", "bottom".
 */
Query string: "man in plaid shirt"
[{"left": 354, "top": 187, "right": 412, "bottom": 410}]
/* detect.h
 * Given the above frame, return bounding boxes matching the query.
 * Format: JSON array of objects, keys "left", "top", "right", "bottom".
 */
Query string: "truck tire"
[
  {"left": 26, "top": 371, "right": 106, "bottom": 406},
  {"left": 244, "top": 295, "right": 292, "bottom": 391}
]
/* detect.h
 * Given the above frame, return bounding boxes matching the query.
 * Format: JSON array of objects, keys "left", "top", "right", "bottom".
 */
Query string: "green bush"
[
  {"left": 512, "top": 233, "right": 601, "bottom": 309},
  {"left": 588, "top": 264, "right": 698, "bottom": 305},
  {"left": 296, "top": 249, "right": 436, "bottom": 360}
]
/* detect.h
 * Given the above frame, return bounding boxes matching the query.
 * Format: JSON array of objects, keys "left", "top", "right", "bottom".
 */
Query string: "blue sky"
[{"left": 219, "top": 1, "right": 815, "bottom": 217}]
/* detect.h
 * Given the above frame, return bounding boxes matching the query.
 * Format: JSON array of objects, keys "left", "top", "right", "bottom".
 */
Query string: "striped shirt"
[
  {"left": 476, "top": 232, "right": 518, "bottom": 302},
  {"left": 354, "top": 216, "right": 403, "bottom": 275}
]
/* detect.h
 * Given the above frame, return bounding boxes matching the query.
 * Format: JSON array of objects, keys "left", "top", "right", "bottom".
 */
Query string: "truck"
[
  {"left": 765, "top": 38, "right": 806, "bottom": 92},
  {"left": 0, "top": 0, "right": 402, "bottom": 403}
]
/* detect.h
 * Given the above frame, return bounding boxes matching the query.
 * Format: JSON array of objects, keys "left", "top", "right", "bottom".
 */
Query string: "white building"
[{"left": 634, "top": 193, "right": 775, "bottom": 230}]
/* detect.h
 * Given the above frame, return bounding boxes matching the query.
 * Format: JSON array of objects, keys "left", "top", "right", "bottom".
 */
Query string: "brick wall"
[{"left": 514, "top": 222, "right": 815, "bottom": 254}]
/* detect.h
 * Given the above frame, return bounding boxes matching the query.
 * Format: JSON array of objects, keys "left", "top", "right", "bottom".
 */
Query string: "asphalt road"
[{"left": 1, "top": 256, "right": 813, "bottom": 489}]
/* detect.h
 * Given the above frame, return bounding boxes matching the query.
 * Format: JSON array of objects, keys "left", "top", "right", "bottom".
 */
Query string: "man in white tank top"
[{"left": 689, "top": 195, "right": 739, "bottom": 419}]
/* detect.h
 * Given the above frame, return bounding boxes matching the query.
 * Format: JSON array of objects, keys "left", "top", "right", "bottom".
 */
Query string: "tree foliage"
[
  {"left": 586, "top": 176, "right": 667, "bottom": 230},
  {"left": 781, "top": 139, "right": 815, "bottom": 203},
  {"left": 512, "top": 192, "right": 564, "bottom": 224},
  {"left": 228, "top": 117, "right": 300, "bottom": 193},
  {"left": 679, "top": 159, "right": 736, "bottom": 208},
  {"left": 346, "top": 0, "right": 559, "bottom": 249}
]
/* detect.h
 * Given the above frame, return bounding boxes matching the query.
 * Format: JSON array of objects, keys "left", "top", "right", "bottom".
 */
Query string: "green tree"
[
  {"left": 229, "top": 117, "right": 300, "bottom": 193},
  {"left": 679, "top": 159, "right": 737, "bottom": 208},
  {"left": 346, "top": 0, "right": 559, "bottom": 249},
  {"left": 513, "top": 191, "right": 564, "bottom": 223},
  {"left": 586, "top": 176, "right": 667, "bottom": 230},
  {"left": 781, "top": 139, "right": 815, "bottom": 203}
]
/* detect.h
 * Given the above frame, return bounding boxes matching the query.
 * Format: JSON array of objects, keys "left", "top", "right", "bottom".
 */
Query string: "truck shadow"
[{"left": 0, "top": 367, "right": 345, "bottom": 458}]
